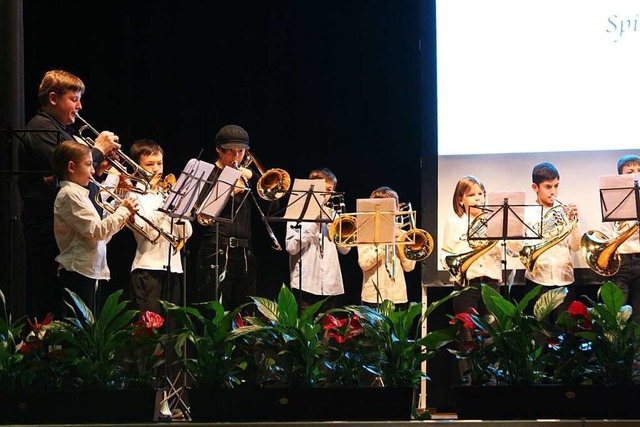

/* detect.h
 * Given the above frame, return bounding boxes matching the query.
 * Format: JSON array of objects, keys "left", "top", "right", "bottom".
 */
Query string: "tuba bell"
[
  {"left": 581, "top": 221, "right": 640, "bottom": 276},
  {"left": 445, "top": 213, "right": 497, "bottom": 283},
  {"left": 518, "top": 202, "right": 577, "bottom": 273}
]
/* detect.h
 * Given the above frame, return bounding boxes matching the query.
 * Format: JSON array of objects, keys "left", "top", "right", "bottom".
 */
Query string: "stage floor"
[{"left": 27, "top": 419, "right": 640, "bottom": 427}]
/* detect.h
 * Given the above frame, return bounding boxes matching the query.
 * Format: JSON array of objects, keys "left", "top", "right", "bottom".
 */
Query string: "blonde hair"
[{"left": 452, "top": 175, "right": 485, "bottom": 217}]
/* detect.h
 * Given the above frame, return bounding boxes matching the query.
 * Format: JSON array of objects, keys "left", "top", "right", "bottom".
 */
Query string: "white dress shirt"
[
  {"left": 54, "top": 180, "right": 130, "bottom": 280},
  {"left": 286, "top": 220, "right": 350, "bottom": 296},
  {"left": 601, "top": 220, "right": 640, "bottom": 254},
  {"left": 130, "top": 190, "right": 193, "bottom": 273},
  {"left": 523, "top": 202, "right": 582, "bottom": 286},
  {"left": 358, "top": 243, "right": 415, "bottom": 304},
  {"left": 440, "top": 213, "right": 503, "bottom": 284}
]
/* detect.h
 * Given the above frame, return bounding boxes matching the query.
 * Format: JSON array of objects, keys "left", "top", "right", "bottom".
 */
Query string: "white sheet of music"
[
  {"left": 283, "top": 178, "right": 326, "bottom": 221},
  {"left": 198, "top": 166, "right": 243, "bottom": 219},
  {"left": 484, "top": 191, "right": 527, "bottom": 239},
  {"left": 355, "top": 197, "right": 396, "bottom": 245},
  {"left": 599, "top": 174, "right": 640, "bottom": 222}
]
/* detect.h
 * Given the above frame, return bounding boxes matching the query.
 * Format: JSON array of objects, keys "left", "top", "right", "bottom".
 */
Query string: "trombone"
[
  {"left": 90, "top": 177, "right": 186, "bottom": 254},
  {"left": 241, "top": 152, "right": 291, "bottom": 201},
  {"left": 76, "top": 113, "right": 159, "bottom": 194}
]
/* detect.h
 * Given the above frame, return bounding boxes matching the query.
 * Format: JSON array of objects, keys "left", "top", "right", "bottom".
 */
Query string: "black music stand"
[
  {"left": 468, "top": 191, "right": 540, "bottom": 294},
  {"left": 157, "top": 161, "right": 243, "bottom": 421},
  {"left": 273, "top": 178, "right": 339, "bottom": 308},
  {"left": 598, "top": 174, "right": 640, "bottom": 223}
]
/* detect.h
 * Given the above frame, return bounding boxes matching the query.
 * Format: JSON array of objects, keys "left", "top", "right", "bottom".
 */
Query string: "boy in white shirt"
[
  {"left": 127, "top": 139, "right": 193, "bottom": 316},
  {"left": 285, "top": 168, "right": 350, "bottom": 312},
  {"left": 51, "top": 140, "right": 137, "bottom": 317},
  {"left": 523, "top": 162, "right": 581, "bottom": 319}
]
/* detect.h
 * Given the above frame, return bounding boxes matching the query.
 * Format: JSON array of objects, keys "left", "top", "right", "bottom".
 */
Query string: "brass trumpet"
[
  {"left": 91, "top": 177, "right": 185, "bottom": 254},
  {"left": 581, "top": 221, "right": 640, "bottom": 276},
  {"left": 76, "top": 113, "right": 158, "bottom": 194}
]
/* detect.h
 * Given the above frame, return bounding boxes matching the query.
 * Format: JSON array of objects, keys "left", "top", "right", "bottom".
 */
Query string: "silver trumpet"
[
  {"left": 90, "top": 177, "right": 185, "bottom": 254},
  {"left": 76, "top": 113, "right": 159, "bottom": 194}
]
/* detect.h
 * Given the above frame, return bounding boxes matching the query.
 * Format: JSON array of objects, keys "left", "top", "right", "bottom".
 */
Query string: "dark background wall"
[
  {"left": 3, "top": 0, "right": 455, "bottom": 411},
  {"left": 15, "top": 0, "right": 433, "bottom": 304}
]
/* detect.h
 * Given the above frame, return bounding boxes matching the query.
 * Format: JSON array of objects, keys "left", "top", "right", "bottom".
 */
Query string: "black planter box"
[
  {"left": 454, "top": 385, "right": 640, "bottom": 420},
  {"left": 188, "top": 386, "right": 415, "bottom": 422},
  {"left": 0, "top": 389, "right": 157, "bottom": 424}
]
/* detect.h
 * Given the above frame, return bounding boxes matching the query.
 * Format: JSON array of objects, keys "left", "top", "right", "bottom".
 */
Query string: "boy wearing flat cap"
[{"left": 195, "top": 124, "right": 277, "bottom": 311}]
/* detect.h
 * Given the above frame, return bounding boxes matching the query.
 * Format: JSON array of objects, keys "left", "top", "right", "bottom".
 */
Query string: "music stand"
[
  {"left": 157, "top": 161, "right": 243, "bottom": 421},
  {"left": 468, "top": 191, "right": 538, "bottom": 291},
  {"left": 160, "top": 159, "right": 216, "bottom": 220},
  {"left": 275, "top": 178, "right": 338, "bottom": 307},
  {"left": 598, "top": 174, "right": 640, "bottom": 223}
]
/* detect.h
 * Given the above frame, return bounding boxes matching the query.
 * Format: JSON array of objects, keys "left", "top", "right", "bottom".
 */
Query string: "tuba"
[
  {"left": 518, "top": 201, "right": 577, "bottom": 273},
  {"left": 581, "top": 221, "right": 640, "bottom": 276},
  {"left": 75, "top": 114, "right": 158, "bottom": 194},
  {"left": 445, "top": 213, "right": 498, "bottom": 283}
]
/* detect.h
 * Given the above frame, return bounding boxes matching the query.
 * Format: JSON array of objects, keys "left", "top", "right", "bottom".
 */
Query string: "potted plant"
[
  {"left": 1, "top": 288, "right": 165, "bottom": 423},
  {"left": 450, "top": 281, "right": 640, "bottom": 420},
  {"left": 178, "top": 284, "right": 459, "bottom": 422}
]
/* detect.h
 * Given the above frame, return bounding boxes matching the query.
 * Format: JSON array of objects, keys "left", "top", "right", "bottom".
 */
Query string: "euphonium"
[
  {"left": 75, "top": 114, "right": 157, "bottom": 194},
  {"left": 445, "top": 213, "right": 497, "bottom": 283},
  {"left": 91, "top": 178, "right": 185, "bottom": 254},
  {"left": 581, "top": 221, "right": 640, "bottom": 276},
  {"left": 518, "top": 202, "right": 577, "bottom": 273}
]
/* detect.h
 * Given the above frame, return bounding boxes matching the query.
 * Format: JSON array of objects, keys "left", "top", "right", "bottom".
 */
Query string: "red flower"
[
  {"left": 132, "top": 311, "right": 164, "bottom": 337},
  {"left": 450, "top": 312, "right": 475, "bottom": 330},
  {"left": 27, "top": 312, "right": 52, "bottom": 330},
  {"left": 568, "top": 301, "right": 589, "bottom": 319},
  {"left": 567, "top": 301, "right": 593, "bottom": 330},
  {"left": 141, "top": 311, "right": 164, "bottom": 329},
  {"left": 322, "top": 313, "right": 346, "bottom": 330},
  {"left": 323, "top": 314, "right": 363, "bottom": 343},
  {"left": 234, "top": 312, "right": 245, "bottom": 328}
]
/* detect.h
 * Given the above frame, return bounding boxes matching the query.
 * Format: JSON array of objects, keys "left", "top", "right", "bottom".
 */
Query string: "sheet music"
[
  {"left": 484, "top": 191, "right": 527, "bottom": 239},
  {"left": 160, "top": 159, "right": 215, "bottom": 219},
  {"left": 356, "top": 198, "right": 396, "bottom": 244},
  {"left": 599, "top": 174, "right": 640, "bottom": 222},
  {"left": 198, "top": 166, "right": 243, "bottom": 219},
  {"left": 283, "top": 179, "right": 326, "bottom": 221}
]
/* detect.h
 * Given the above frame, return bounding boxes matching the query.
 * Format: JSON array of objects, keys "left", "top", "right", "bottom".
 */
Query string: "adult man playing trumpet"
[{"left": 19, "top": 69, "right": 121, "bottom": 320}]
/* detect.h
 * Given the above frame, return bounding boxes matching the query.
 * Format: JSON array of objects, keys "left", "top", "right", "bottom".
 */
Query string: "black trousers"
[
  {"left": 196, "top": 240, "right": 257, "bottom": 312},
  {"left": 55, "top": 269, "right": 105, "bottom": 318},
  {"left": 611, "top": 253, "right": 640, "bottom": 321}
]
